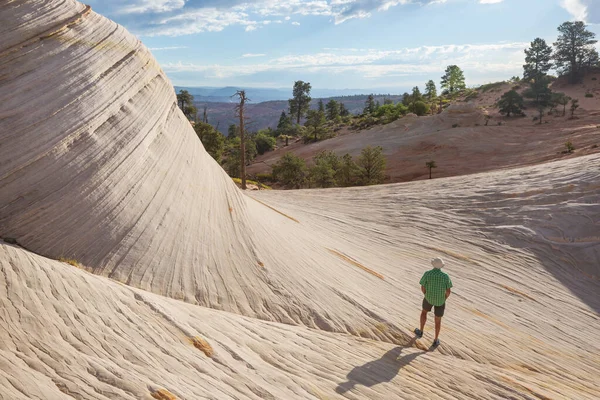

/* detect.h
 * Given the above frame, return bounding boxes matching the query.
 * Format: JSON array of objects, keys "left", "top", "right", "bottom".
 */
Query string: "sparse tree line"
[
  {"left": 497, "top": 21, "right": 597, "bottom": 123},
  {"left": 268, "top": 146, "right": 387, "bottom": 189},
  {"left": 176, "top": 68, "right": 466, "bottom": 187},
  {"left": 352, "top": 64, "right": 467, "bottom": 130}
]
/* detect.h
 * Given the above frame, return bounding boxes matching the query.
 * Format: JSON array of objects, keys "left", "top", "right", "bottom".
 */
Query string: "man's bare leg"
[
  {"left": 420, "top": 310, "right": 428, "bottom": 332},
  {"left": 434, "top": 316, "right": 442, "bottom": 340}
]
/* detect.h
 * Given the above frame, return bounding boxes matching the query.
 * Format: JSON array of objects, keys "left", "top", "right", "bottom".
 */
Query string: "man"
[{"left": 414, "top": 257, "right": 452, "bottom": 347}]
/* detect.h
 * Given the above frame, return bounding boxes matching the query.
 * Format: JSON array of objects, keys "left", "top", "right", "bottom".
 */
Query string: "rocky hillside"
[{"left": 247, "top": 76, "right": 600, "bottom": 183}]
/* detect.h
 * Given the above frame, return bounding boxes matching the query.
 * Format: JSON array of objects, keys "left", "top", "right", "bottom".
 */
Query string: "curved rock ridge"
[{"left": 0, "top": 0, "right": 410, "bottom": 339}]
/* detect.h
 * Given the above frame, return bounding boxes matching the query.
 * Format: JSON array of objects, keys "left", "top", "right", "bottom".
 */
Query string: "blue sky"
[{"left": 88, "top": 0, "right": 600, "bottom": 92}]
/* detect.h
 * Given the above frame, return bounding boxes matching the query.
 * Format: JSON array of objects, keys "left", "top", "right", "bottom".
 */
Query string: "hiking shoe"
[
  {"left": 414, "top": 328, "right": 423, "bottom": 338},
  {"left": 432, "top": 339, "right": 440, "bottom": 347}
]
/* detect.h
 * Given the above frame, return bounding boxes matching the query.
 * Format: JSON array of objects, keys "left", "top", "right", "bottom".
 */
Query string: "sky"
[{"left": 88, "top": 0, "right": 600, "bottom": 92}]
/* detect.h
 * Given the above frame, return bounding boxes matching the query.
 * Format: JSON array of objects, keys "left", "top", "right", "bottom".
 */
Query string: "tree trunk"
[
  {"left": 429, "top": 168, "right": 432, "bottom": 179},
  {"left": 237, "top": 92, "right": 247, "bottom": 190}
]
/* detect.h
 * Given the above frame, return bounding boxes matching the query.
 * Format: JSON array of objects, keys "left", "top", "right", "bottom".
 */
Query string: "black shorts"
[{"left": 422, "top": 298, "right": 446, "bottom": 317}]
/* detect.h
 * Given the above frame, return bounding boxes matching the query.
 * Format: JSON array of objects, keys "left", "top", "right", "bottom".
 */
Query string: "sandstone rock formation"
[{"left": 1, "top": 1, "right": 599, "bottom": 399}]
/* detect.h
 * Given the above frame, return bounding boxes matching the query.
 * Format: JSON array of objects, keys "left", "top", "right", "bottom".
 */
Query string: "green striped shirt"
[{"left": 420, "top": 269, "right": 453, "bottom": 307}]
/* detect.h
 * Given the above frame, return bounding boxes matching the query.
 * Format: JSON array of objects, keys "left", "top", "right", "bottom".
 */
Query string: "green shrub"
[
  {"left": 592, "top": 77, "right": 598, "bottom": 81},
  {"left": 410, "top": 100, "right": 430, "bottom": 116},
  {"left": 372, "top": 103, "right": 408, "bottom": 123},
  {"left": 592, "top": 144, "right": 598, "bottom": 148},
  {"left": 232, "top": 178, "right": 271, "bottom": 190},
  {"left": 272, "top": 153, "right": 307, "bottom": 188},
  {"left": 565, "top": 141, "right": 575, "bottom": 153},
  {"left": 452, "top": 123, "right": 459, "bottom": 128},
  {"left": 585, "top": 93, "right": 594, "bottom": 98},
  {"left": 194, "top": 121, "right": 225, "bottom": 161},
  {"left": 308, "top": 150, "right": 341, "bottom": 188},
  {"left": 254, "top": 131, "right": 276, "bottom": 155},
  {"left": 255, "top": 173, "right": 273, "bottom": 182}
]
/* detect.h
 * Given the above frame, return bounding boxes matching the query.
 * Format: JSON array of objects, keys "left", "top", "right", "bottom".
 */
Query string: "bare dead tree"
[
  {"left": 233, "top": 90, "right": 250, "bottom": 190},
  {"left": 203, "top": 105, "right": 208, "bottom": 123}
]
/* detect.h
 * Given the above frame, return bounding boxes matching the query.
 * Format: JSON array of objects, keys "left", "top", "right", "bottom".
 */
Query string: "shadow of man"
[{"left": 335, "top": 344, "right": 424, "bottom": 395}]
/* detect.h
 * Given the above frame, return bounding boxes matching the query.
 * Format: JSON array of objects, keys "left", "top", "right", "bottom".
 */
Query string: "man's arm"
[
  {"left": 421, "top": 285, "right": 426, "bottom": 295},
  {"left": 445, "top": 275, "right": 453, "bottom": 299}
]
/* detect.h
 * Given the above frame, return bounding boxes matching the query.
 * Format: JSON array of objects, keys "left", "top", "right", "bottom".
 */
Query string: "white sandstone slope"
[
  {"left": 1, "top": 1, "right": 600, "bottom": 399},
  {"left": 0, "top": 0, "right": 413, "bottom": 340},
  {"left": 1, "top": 153, "right": 599, "bottom": 399}
]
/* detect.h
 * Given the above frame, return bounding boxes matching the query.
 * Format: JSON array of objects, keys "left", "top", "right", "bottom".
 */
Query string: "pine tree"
[
  {"left": 288, "top": 81, "right": 312, "bottom": 124},
  {"left": 337, "top": 154, "right": 359, "bottom": 187},
  {"left": 523, "top": 38, "right": 553, "bottom": 82},
  {"left": 411, "top": 86, "right": 422, "bottom": 102},
  {"left": 425, "top": 161, "right": 437, "bottom": 179},
  {"left": 363, "top": 94, "right": 375, "bottom": 114},
  {"left": 425, "top": 80, "right": 437, "bottom": 100},
  {"left": 272, "top": 153, "right": 307, "bottom": 188},
  {"left": 339, "top": 102, "right": 350, "bottom": 117},
  {"left": 498, "top": 90, "right": 525, "bottom": 117},
  {"left": 227, "top": 124, "right": 238, "bottom": 139},
  {"left": 357, "top": 146, "right": 386, "bottom": 185},
  {"left": 318, "top": 99, "right": 325, "bottom": 113},
  {"left": 325, "top": 99, "right": 340, "bottom": 121},
  {"left": 305, "top": 109, "right": 326, "bottom": 142},
  {"left": 177, "top": 90, "right": 197, "bottom": 120},
  {"left": 553, "top": 93, "right": 571, "bottom": 116},
  {"left": 276, "top": 111, "right": 292, "bottom": 135},
  {"left": 554, "top": 21, "right": 598, "bottom": 83},
  {"left": 441, "top": 65, "right": 466, "bottom": 94},
  {"left": 570, "top": 98, "right": 580, "bottom": 118}
]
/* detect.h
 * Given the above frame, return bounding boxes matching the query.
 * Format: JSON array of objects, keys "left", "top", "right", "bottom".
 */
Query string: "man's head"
[{"left": 431, "top": 257, "right": 445, "bottom": 269}]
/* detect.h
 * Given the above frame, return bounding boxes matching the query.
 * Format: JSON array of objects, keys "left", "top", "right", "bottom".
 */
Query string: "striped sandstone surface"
[{"left": 0, "top": 1, "right": 599, "bottom": 399}]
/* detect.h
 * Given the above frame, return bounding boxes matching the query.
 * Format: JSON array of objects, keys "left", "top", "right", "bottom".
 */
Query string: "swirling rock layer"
[{"left": 1, "top": 1, "right": 599, "bottom": 399}]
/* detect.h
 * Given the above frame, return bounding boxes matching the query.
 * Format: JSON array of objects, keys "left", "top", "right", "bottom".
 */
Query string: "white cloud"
[
  {"left": 561, "top": 0, "right": 600, "bottom": 23},
  {"left": 479, "top": 0, "right": 503, "bottom": 4},
  {"left": 162, "top": 42, "right": 529, "bottom": 80},
  {"left": 118, "top": 0, "right": 185, "bottom": 14},
  {"left": 100, "top": 0, "right": 449, "bottom": 36},
  {"left": 242, "top": 53, "right": 267, "bottom": 57},
  {"left": 146, "top": 8, "right": 258, "bottom": 36},
  {"left": 292, "top": 21, "right": 301, "bottom": 25}
]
